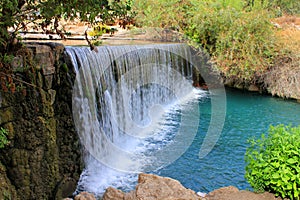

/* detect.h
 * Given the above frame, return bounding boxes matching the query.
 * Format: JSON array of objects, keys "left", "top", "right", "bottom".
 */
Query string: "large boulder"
[
  {"left": 102, "top": 173, "right": 202, "bottom": 200},
  {"left": 74, "top": 191, "right": 96, "bottom": 200},
  {"left": 205, "top": 186, "right": 282, "bottom": 200}
]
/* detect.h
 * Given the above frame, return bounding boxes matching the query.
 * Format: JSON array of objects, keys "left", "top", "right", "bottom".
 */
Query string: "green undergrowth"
[
  {"left": 245, "top": 124, "right": 300, "bottom": 199},
  {"left": 133, "top": 0, "right": 299, "bottom": 82},
  {"left": 186, "top": 6, "right": 277, "bottom": 81}
]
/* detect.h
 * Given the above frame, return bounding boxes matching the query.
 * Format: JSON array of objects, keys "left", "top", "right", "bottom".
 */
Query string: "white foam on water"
[
  {"left": 76, "top": 88, "right": 206, "bottom": 196},
  {"left": 66, "top": 44, "right": 206, "bottom": 197}
]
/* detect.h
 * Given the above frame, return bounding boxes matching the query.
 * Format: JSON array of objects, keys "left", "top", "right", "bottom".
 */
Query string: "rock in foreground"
[
  {"left": 101, "top": 173, "right": 283, "bottom": 200},
  {"left": 102, "top": 173, "right": 201, "bottom": 200},
  {"left": 205, "top": 186, "right": 282, "bottom": 200},
  {"left": 74, "top": 191, "right": 96, "bottom": 200}
]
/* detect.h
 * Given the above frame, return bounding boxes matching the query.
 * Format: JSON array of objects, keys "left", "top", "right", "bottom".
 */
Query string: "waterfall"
[{"left": 65, "top": 44, "right": 210, "bottom": 196}]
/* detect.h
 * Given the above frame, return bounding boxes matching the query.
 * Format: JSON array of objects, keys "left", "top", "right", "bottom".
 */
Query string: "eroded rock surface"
[
  {"left": 101, "top": 174, "right": 283, "bottom": 200},
  {"left": 0, "top": 42, "right": 83, "bottom": 200},
  {"left": 103, "top": 173, "right": 201, "bottom": 200},
  {"left": 205, "top": 186, "right": 282, "bottom": 200},
  {"left": 74, "top": 191, "right": 96, "bottom": 200}
]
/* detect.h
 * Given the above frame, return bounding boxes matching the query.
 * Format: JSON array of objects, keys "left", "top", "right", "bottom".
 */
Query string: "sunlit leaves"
[
  {"left": 185, "top": 3, "right": 276, "bottom": 81},
  {"left": 245, "top": 124, "right": 300, "bottom": 200},
  {"left": 0, "top": 0, "right": 135, "bottom": 52}
]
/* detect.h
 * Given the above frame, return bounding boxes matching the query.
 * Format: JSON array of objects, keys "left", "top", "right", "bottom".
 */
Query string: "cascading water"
[{"left": 65, "top": 43, "right": 223, "bottom": 196}]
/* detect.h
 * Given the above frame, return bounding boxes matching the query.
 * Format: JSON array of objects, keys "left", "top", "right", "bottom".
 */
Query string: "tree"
[
  {"left": 0, "top": 0, "right": 135, "bottom": 52},
  {"left": 0, "top": 0, "right": 135, "bottom": 93}
]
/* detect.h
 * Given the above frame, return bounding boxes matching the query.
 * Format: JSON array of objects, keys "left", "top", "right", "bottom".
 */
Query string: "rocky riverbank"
[{"left": 69, "top": 174, "right": 283, "bottom": 200}]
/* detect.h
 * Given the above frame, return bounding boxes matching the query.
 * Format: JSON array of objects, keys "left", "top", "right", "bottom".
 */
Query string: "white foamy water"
[
  {"left": 76, "top": 88, "right": 206, "bottom": 196},
  {"left": 66, "top": 44, "right": 206, "bottom": 197}
]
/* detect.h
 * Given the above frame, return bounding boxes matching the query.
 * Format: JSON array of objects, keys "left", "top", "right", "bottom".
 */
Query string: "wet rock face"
[
  {"left": 0, "top": 43, "right": 83, "bottom": 200},
  {"left": 102, "top": 173, "right": 201, "bottom": 200}
]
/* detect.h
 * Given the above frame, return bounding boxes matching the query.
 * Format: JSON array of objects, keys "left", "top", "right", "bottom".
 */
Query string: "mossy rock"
[{"left": 0, "top": 162, "right": 18, "bottom": 200}]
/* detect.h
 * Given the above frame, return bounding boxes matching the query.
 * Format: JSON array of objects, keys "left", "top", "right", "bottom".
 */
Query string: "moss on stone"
[{"left": 0, "top": 43, "right": 82, "bottom": 200}]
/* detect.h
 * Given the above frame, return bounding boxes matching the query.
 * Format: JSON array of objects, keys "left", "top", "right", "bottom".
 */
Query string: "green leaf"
[
  {"left": 286, "top": 182, "right": 293, "bottom": 190},
  {"left": 245, "top": 124, "right": 300, "bottom": 200},
  {"left": 293, "top": 182, "right": 298, "bottom": 196},
  {"left": 272, "top": 173, "right": 280, "bottom": 179},
  {"left": 287, "top": 158, "right": 298, "bottom": 164}
]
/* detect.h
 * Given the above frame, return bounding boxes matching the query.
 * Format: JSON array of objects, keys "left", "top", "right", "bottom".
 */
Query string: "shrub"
[
  {"left": 244, "top": 0, "right": 300, "bottom": 15},
  {"left": 245, "top": 124, "right": 300, "bottom": 199},
  {"left": 133, "top": 0, "right": 193, "bottom": 30},
  {"left": 134, "top": 0, "right": 293, "bottom": 82},
  {"left": 267, "top": 0, "right": 300, "bottom": 15},
  {"left": 213, "top": 9, "right": 276, "bottom": 81},
  {"left": 185, "top": 4, "right": 277, "bottom": 81}
]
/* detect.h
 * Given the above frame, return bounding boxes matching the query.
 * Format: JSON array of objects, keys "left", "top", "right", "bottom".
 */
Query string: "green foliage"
[
  {"left": 134, "top": 0, "right": 280, "bottom": 81},
  {"left": 0, "top": 127, "right": 9, "bottom": 149},
  {"left": 0, "top": 53, "right": 14, "bottom": 64},
  {"left": 0, "top": 0, "right": 135, "bottom": 52},
  {"left": 92, "top": 40, "right": 103, "bottom": 46},
  {"left": 185, "top": 3, "right": 277, "bottom": 81},
  {"left": 212, "top": 9, "right": 276, "bottom": 81},
  {"left": 267, "top": 0, "right": 300, "bottom": 15},
  {"left": 245, "top": 124, "right": 300, "bottom": 199},
  {"left": 243, "top": 0, "right": 300, "bottom": 15},
  {"left": 89, "top": 24, "right": 113, "bottom": 37},
  {"left": 133, "top": 0, "right": 194, "bottom": 30}
]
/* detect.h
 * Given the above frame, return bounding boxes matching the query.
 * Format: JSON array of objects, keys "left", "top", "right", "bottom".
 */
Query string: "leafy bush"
[
  {"left": 133, "top": 0, "right": 193, "bottom": 30},
  {"left": 0, "top": 127, "right": 9, "bottom": 149},
  {"left": 185, "top": 4, "right": 276, "bottom": 81},
  {"left": 134, "top": 0, "right": 294, "bottom": 82},
  {"left": 245, "top": 124, "right": 300, "bottom": 199},
  {"left": 267, "top": 0, "right": 300, "bottom": 15},
  {"left": 244, "top": 0, "right": 300, "bottom": 15},
  {"left": 213, "top": 10, "right": 276, "bottom": 81}
]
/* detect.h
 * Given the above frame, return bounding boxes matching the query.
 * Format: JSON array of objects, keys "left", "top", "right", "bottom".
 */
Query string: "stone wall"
[{"left": 0, "top": 43, "right": 83, "bottom": 200}]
